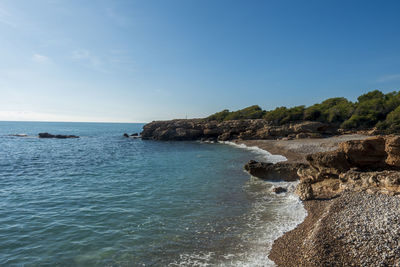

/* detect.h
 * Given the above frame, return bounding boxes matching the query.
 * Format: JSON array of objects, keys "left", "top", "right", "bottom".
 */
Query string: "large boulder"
[
  {"left": 306, "top": 150, "right": 351, "bottom": 176},
  {"left": 244, "top": 160, "right": 307, "bottom": 181},
  {"left": 339, "top": 136, "right": 386, "bottom": 169}
]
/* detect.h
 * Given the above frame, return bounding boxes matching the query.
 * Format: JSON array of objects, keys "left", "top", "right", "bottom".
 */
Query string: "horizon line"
[{"left": 0, "top": 119, "right": 148, "bottom": 124}]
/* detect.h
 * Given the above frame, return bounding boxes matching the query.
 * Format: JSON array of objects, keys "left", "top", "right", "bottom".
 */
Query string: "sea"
[{"left": 0, "top": 121, "right": 306, "bottom": 266}]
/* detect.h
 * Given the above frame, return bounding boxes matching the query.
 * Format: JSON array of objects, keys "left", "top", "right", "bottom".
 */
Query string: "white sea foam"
[
  {"left": 220, "top": 141, "right": 287, "bottom": 163},
  {"left": 224, "top": 179, "right": 307, "bottom": 267},
  {"left": 170, "top": 179, "right": 307, "bottom": 267},
  {"left": 176, "top": 141, "right": 307, "bottom": 267}
]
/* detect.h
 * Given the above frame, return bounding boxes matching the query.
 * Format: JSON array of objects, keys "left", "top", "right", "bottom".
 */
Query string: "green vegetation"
[
  {"left": 206, "top": 105, "right": 264, "bottom": 121},
  {"left": 205, "top": 90, "right": 400, "bottom": 133}
]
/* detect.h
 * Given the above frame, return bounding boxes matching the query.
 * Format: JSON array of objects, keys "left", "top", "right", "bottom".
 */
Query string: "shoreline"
[{"left": 233, "top": 134, "right": 400, "bottom": 266}]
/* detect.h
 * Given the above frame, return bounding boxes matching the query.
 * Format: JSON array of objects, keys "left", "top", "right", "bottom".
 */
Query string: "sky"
[{"left": 0, "top": 0, "right": 400, "bottom": 123}]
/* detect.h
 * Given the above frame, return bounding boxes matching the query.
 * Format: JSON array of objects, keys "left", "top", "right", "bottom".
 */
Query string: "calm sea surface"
[{"left": 0, "top": 121, "right": 305, "bottom": 266}]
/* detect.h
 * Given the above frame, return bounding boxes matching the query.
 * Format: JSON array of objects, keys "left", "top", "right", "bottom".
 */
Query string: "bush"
[
  {"left": 377, "top": 106, "right": 400, "bottom": 133},
  {"left": 224, "top": 105, "right": 265, "bottom": 120},
  {"left": 263, "top": 105, "right": 305, "bottom": 125},
  {"left": 206, "top": 105, "right": 264, "bottom": 121},
  {"left": 206, "top": 109, "right": 230, "bottom": 121}
]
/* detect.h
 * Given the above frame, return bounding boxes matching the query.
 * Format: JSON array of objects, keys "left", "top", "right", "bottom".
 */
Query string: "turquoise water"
[{"left": 0, "top": 122, "right": 305, "bottom": 266}]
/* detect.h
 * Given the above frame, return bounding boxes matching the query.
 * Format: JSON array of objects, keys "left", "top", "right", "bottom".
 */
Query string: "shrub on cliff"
[
  {"left": 206, "top": 105, "right": 264, "bottom": 121},
  {"left": 206, "top": 109, "right": 230, "bottom": 121},
  {"left": 304, "top": 97, "right": 354, "bottom": 124},
  {"left": 263, "top": 105, "right": 305, "bottom": 125},
  {"left": 341, "top": 90, "right": 400, "bottom": 129},
  {"left": 377, "top": 106, "right": 400, "bottom": 133},
  {"left": 224, "top": 105, "right": 265, "bottom": 120}
]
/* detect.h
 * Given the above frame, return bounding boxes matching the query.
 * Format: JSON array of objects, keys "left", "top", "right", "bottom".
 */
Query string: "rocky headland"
[{"left": 141, "top": 119, "right": 337, "bottom": 141}]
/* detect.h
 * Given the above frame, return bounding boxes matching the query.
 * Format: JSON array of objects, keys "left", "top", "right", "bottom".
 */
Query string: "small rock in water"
[
  {"left": 273, "top": 186, "right": 287, "bottom": 194},
  {"left": 38, "top": 133, "right": 79, "bottom": 139}
]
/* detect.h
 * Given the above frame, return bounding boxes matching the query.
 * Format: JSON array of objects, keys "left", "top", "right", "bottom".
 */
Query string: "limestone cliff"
[{"left": 141, "top": 119, "right": 335, "bottom": 141}]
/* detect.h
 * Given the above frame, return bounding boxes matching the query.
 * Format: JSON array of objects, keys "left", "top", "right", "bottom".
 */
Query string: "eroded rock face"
[
  {"left": 296, "top": 136, "right": 400, "bottom": 200},
  {"left": 295, "top": 181, "right": 314, "bottom": 201},
  {"left": 244, "top": 160, "right": 308, "bottom": 182},
  {"left": 141, "top": 119, "right": 335, "bottom": 141},
  {"left": 339, "top": 136, "right": 386, "bottom": 169},
  {"left": 385, "top": 136, "right": 400, "bottom": 167}
]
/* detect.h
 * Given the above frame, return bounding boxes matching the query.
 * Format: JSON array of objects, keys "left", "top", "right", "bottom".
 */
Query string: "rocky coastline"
[
  {"left": 141, "top": 119, "right": 338, "bottom": 141},
  {"left": 242, "top": 135, "right": 400, "bottom": 266},
  {"left": 141, "top": 119, "right": 400, "bottom": 266}
]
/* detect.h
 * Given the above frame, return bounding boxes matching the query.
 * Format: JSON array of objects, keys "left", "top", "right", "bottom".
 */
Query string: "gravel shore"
[
  {"left": 239, "top": 135, "right": 400, "bottom": 266},
  {"left": 237, "top": 134, "right": 368, "bottom": 163}
]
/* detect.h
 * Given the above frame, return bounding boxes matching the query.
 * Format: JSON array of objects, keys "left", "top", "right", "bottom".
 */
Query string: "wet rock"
[
  {"left": 38, "top": 133, "right": 79, "bottom": 139},
  {"left": 273, "top": 186, "right": 287, "bottom": 194},
  {"left": 244, "top": 160, "right": 308, "bottom": 182}
]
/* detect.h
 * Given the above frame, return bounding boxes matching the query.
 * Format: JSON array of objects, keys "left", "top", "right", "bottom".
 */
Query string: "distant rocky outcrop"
[
  {"left": 141, "top": 119, "right": 336, "bottom": 141},
  {"left": 123, "top": 133, "right": 140, "bottom": 138},
  {"left": 38, "top": 133, "right": 79, "bottom": 139},
  {"left": 296, "top": 136, "right": 400, "bottom": 199}
]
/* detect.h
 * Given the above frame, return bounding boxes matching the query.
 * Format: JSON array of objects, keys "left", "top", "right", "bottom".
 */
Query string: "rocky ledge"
[
  {"left": 38, "top": 133, "right": 79, "bottom": 139},
  {"left": 296, "top": 135, "right": 400, "bottom": 200},
  {"left": 246, "top": 135, "right": 400, "bottom": 200},
  {"left": 141, "top": 119, "right": 337, "bottom": 141}
]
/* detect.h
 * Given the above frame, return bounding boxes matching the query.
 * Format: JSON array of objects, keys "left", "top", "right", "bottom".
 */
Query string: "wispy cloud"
[
  {"left": 32, "top": 53, "right": 50, "bottom": 63},
  {"left": 71, "top": 49, "right": 106, "bottom": 72},
  {"left": 377, "top": 74, "right": 400, "bottom": 83}
]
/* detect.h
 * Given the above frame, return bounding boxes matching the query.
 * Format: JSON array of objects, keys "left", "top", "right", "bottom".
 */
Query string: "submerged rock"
[
  {"left": 38, "top": 133, "right": 79, "bottom": 139},
  {"left": 272, "top": 186, "right": 287, "bottom": 194}
]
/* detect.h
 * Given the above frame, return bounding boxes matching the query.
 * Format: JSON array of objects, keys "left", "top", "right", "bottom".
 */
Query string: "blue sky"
[{"left": 0, "top": 0, "right": 399, "bottom": 122}]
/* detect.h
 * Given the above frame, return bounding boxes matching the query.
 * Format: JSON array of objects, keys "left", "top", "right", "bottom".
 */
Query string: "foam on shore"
[
  {"left": 219, "top": 141, "right": 287, "bottom": 163},
  {"left": 172, "top": 141, "right": 307, "bottom": 266}
]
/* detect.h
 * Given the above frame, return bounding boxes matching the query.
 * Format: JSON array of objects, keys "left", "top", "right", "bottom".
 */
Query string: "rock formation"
[
  {"left": 244, "top": 160, "right": 307, "bottom": 181},
  {"left": 296, "top": 136, "right": 400, "bottom": 199},
  {"left": 141, "top": 119, "right": 335, "bottom": 141},
  {"left": 38, "top": 133, "right": 79, "bottom": 139}
]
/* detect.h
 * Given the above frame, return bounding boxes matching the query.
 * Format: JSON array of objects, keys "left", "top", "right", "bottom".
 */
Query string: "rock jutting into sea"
[
  {"left": 38, "top": 133, "right": 79, "bottom": 139},
  {"left": 141, "top": 119, "right": 337, "bottom": 141}
]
